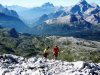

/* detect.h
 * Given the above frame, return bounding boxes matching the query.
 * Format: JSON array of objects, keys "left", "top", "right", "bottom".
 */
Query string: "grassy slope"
[{"left": 0, "top": 28, "right": 100, "bottom": 62}]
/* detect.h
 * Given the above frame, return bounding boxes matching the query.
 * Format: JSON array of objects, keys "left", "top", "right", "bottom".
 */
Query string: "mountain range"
[
  {"left": 0, "top": 4, "right": 30, "bottom": 33},
  {"left": 31, "top": 0, "right": 100, "bottom": 36},
  {"left": 0, "top": 0, "right": 100, "bottom": 37},
  {"left": 34, "top": 0, "right": 100, "bottom": 25},
  {"left": 7, "top": 2, "right": 59, "bottom": 27},
  {"left": 0, "top": 4, "right": 19, "bottom": 18}
]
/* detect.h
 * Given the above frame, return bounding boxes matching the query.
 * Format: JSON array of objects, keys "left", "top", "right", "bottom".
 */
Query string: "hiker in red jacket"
[{"left": 53, "top": 46, "right": 59, "bottom": 60}]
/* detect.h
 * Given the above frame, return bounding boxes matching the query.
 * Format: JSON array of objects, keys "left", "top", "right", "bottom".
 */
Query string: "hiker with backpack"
[
  {"left": 53, "top": 46, "right": 59, "bottom": 60},
  {"left": 43, "top": 46, "right": 50, "bottom": 59}
]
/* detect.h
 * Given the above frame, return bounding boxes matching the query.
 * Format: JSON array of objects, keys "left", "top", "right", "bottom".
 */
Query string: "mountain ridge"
[
  {"left": 0, "top": 4, "right": 19, "bottom": 18},
  {"left": 0, "top": 12, "right": 30, "bottom": 33},
  {"left": 31, "top": 0, "right": 100, "bottom": 36}
]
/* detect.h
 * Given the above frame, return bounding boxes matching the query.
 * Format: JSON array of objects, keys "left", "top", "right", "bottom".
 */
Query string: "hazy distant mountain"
[
  {"left": 0, "top": 4, "right": 19, "bottom": 18},
  {"left": 41, "top": 2, "right": 54, "bottom": 8},
  {"left": 7, "top": 5, "right": 29, "bottom": 12},
  {"left": 0, "top": 4, "right": 30, "bottom": 33},
  {"left": 7, "top": 2, "right": 58, "bottom": 27},
  {"left": 0, "top": 12, "right": 30, "bottom": 33},
  {"left": 23, "top": 2, "right": 58, "bottom": 27},
  {"left": 28, "top": 2, "right": 55, "bottom": 16}
]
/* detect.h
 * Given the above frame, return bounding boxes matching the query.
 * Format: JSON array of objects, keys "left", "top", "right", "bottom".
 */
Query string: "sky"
[{"left": 0, "top": 0, "right": 100, "bottom": 7}]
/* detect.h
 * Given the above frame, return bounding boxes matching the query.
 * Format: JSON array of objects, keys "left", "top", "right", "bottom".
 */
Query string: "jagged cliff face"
[{"left": 70, "top": 0, "right": 92, "bottom": 13}]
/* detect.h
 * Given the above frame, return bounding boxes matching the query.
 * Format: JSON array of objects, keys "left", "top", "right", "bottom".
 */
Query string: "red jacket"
[{"left": 53, "top": 47, "right": 59, "bottom": 53}]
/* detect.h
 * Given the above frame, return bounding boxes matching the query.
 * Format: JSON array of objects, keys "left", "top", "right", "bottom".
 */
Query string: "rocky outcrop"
[{"left": 0, "top": 54, "right": 100, "bottom": 75}]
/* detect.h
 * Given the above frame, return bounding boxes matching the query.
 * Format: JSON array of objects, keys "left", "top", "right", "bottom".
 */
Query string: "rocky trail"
[{"left": 0, "top": 54, "right": 100, "bottom": 75}]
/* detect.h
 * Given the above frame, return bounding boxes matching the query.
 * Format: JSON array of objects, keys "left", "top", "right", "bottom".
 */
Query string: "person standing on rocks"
[
  {"left": 43, "top": 46, "right": 50, "bottom": 59},
  {"left": 53, "top": 46, "right": 59, "bottom": 60}
]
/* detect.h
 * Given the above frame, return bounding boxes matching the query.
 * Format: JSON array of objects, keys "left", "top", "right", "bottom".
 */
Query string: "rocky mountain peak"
[
  {"left": 42, "top": 2, "right": 54, "bottom": 8},
  {"left": 70, "top": 0, "right": 92, "bottom": 13},
  {"left": 79, "top": 0, "right": 91, "bottom": 10},
  {"left": 79, "top": 0, "right": 87, "bottom": 4}
]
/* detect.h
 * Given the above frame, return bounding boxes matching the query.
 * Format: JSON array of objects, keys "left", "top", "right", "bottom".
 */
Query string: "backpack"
[{"left": 44, "top": 49, "right": 48, "bottom": 53}]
